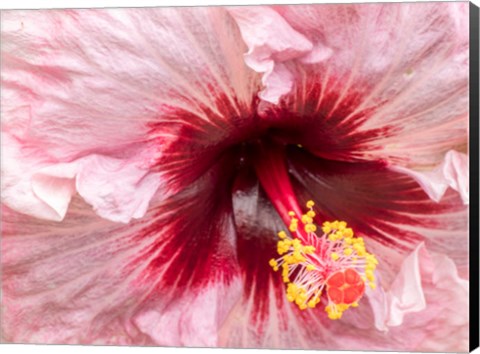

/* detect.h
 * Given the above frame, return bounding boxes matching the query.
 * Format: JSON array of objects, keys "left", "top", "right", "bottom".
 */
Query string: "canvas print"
[{"left": 0, "top": 2, "right": 475, "bottom": 352}]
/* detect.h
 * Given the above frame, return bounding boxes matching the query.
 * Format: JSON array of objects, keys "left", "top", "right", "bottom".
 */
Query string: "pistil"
[
  {"left": 253, "top": 141, "right": 307, "bottom": 242},
  {"left": 254, "top": 141, "right": 378, "bottom": 319}
]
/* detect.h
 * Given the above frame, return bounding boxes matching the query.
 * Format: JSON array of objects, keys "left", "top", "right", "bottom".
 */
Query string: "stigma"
[{"left": 269, "top": 200, "right": 378, "bottom": 320}]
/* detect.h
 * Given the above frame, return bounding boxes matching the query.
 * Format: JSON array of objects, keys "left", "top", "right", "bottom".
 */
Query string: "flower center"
[{"left": 254, "top": 141, "right": 378, "bottom": 320}]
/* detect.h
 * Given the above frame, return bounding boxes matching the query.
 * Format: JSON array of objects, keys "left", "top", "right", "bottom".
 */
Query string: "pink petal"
[
  {"left": 385, "top": 245, "right": 427, "bottom": 326},
  {"left": 383, "top": 243, "right": 468, "bottom": 351},
  {"left": 233, "top": 3, "right": 468, "bottom": 166},
  {"left": 391, "top": 150, "right": 469, "bottom": 205},
  {"left": 1, "top": 159, "right": 241, "bottom": 345},
  {"left": 1, "top": 134, "right": 76, "bottom": 221},
  {"left": 1, "top": 7, "right": 259, "bottom": 221},
  {"left": 228, "top": 6, "right": 313, "bottom": 103},
  {"left": 133, "top": 279, "right": 241, "bottom": 346},
  {"left": 2, "top": 134, "right": 161, "bottom": 223},
  {"left": 38, "top": 155, "right": 163, "bottom": 223}
]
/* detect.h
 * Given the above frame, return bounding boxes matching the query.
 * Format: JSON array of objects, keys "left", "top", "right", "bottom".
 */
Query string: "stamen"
[
  {"left": 269, "top": 201, "right": 378, "bottom": 320},
  {"left": 252, "top": 141, "right": 378, "bottom": 319}
]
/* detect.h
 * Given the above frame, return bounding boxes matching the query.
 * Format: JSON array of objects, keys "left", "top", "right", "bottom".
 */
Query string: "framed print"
[{"left": 1, "top": 1, "right": 479, "bottom": 352}]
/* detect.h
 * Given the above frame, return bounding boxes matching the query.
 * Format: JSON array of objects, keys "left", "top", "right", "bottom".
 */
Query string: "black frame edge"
[{"left": 470, "top": 1, "right": 480, "bottom": 352}]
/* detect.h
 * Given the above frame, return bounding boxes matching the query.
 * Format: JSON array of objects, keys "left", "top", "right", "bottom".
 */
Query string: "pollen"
[{"left": 268, "top": 200, "right": 379, "bottom": 320}]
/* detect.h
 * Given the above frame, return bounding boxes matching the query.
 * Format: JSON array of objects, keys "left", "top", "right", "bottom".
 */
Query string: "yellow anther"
[
  {"left": 366, "top": 262, "right": 376, "bottom": 271},
  {"left": 301, "top": 215, "right": 313, "bottom": 224},
  {"left": 306, "top": 200, "right": 315, "bottom": 208},
  {"left": 269, "top": 210, "right": 378, "bottom": 317},
  {"left": 327, "top": 311, "right": 342, "bottom": 320},
  {"left": 304, "top": 245, "right": 315, "bottom": 254},
  {"left": 353, "top": 243, "right": 366, "bottom": 256},
  {"left": 322, "top": 221, "right": 331, "bottom": 234},
  {"left": 343, "top": 228, "right": 354, "bottom": 238},
  {"left": 287, "top": 283, "right": 297, "bottom": 292},
  {"left": 366, "top": 254, "right": 379, "bottom": 265},
  {"left": 277, "top": 241, "right": 290, "bottom": 251},
  {"left": 337, "top": 303, "right": 349, "bottom": 312},
  {"left": 293, "top": 252, "right": 305, "bottom": 263},
  {"left": 369, "top": 282, "right": 377, "bottom": 290},
  {"left": 269, "top": 259, "right": 278, "bottom": 268},
  {"left": 273, "top": 266, "right": 279, "bottom": 271}
]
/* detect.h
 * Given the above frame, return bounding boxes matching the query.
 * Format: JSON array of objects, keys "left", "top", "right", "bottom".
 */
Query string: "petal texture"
[
  {"left": 383, "top": 243, "right": 468, "bottom": 351},
  {"left": 1, "top": 135, "right": 162, "bottom": 223},
  {"left": 1, "top": 7, "right": 259, "bottom": 221},
  {"left": 232, "top": 3, "right": 468, "bottom": 166},
  {"left": 1, "top": 134, "right": 76, "bottom": 221},
  {"left": 228, "top": 6, "right": 313, "bottom": 103},
  {"left": 1, "top": 158, "right": 242, "bottom": 346},
  {"left": 391, "top": 150, "right": 469, "bottom": 205}
]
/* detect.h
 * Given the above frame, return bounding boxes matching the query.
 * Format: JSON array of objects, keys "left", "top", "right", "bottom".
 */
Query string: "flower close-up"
[{"left": 0, "top": 3, "right": 470, "bottom": 352}]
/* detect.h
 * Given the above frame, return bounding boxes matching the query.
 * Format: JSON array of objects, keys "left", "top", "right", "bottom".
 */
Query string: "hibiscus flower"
[{"left": 0, "top": 3, "right": 470, "bottom": 351}]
